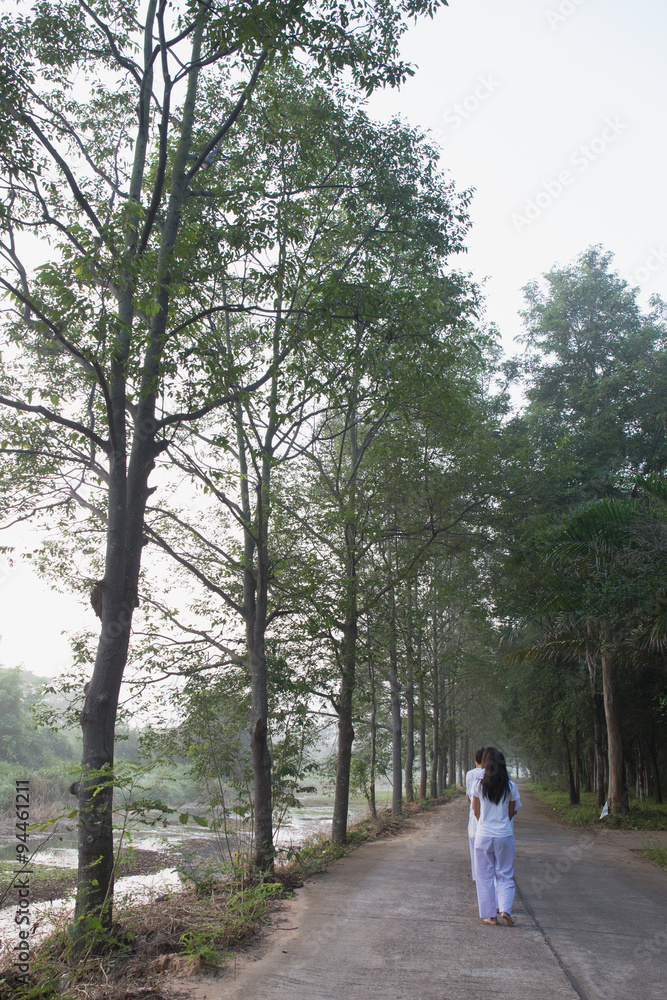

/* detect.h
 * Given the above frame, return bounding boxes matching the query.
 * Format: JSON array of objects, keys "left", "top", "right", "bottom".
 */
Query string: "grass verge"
[
  {"left": 0, "top": 796, "right": 452, "bottom": 1000},
  {"left": 528, "top": 783, "right": 667, "bottom": 830},
  {"left": 638, "top": 842, "right": 667, "bottom": 871}
]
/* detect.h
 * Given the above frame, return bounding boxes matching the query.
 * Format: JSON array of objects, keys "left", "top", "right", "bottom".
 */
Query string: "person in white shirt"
[
  {"left": 464, "top": 747, "right": 485, "bottom": 881},
  {"left": 472, "top": 746, "right": 522, "bottom": 926}
]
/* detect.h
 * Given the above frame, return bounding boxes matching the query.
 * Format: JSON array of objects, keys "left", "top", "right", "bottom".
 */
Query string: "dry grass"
[{"left": 0, "top": 883, "right": 272, "bottom": 1000}]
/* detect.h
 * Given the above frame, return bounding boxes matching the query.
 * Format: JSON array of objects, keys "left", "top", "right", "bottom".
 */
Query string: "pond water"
[
  {"left": 0, "top": 798, "right": 371, "bottom": 950},
  {"left": 0, "top": 799, "right": 372, "bottom": 866}
]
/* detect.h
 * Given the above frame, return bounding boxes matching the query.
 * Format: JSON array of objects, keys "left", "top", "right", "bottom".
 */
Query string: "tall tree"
[
  {"left": 276, "top": 306, "right": 495, "bottom": 839},
  {"left": 518, "top": 246, "right": 667, "bottom": 501}
]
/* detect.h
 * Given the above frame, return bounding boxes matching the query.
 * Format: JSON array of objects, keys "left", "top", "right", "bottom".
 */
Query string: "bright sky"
[
  {"left": 2, "top": 0, "right": 666, "bottom": 679},
  {"left": 369, "top": 0, "right": 667, "bottom": 343}
]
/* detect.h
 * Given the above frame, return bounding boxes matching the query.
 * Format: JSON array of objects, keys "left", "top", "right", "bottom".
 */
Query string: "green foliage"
[
  {"left": 0, "top": 760, "right": 77, "bottom": 813},
  {"left": 496, "top": 249, "right": 667, "bottom": 794},
  {"left": 528, "top": 783, "right": 601, "bottom": 825},
  {"left": 225, "top": 881, "right": 286, "bottom": 921},
  {"left": 268, "top": 644, "right": 322, "bottom": 820},
  {"left": 516, "top": 245, "right": 667, "bottom": 501},
  {"left": 139, "top": 671, "right": 254, "bottom": 837},
  {"left": 178, "top": 928, "right": 230, "bottom": 968},
  {"left": 0, "top": 668, "right": 79, "bottom": 767}
]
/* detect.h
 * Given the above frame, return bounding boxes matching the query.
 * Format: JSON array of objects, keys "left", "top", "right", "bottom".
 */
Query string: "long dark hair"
[{"left": 480, "top": 747, "right": 511, "bottom": 805}]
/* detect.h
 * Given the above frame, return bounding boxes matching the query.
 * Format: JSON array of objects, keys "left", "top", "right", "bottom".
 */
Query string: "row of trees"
[{"left": 0, "top": 0, "right": 485, "bottom": 940}]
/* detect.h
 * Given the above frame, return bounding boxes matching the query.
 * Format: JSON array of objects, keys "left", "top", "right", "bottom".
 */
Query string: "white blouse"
[{"left": 472, "top": 777, "right": 522, "bottom": 838}]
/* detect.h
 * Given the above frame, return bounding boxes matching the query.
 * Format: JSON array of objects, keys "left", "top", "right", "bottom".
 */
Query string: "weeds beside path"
[{"left": 639, "top": 842, "right": 667, "bottom": 870}]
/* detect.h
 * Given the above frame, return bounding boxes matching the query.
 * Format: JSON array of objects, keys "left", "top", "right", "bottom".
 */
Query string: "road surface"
[{"left": 178, "top": 790, "right": 667, "bottom": 1000}]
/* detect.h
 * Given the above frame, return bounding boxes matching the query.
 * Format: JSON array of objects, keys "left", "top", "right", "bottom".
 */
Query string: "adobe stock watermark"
[
  {"left": 13, "top": 780, "right": 32, "bottom": 988},
  {"left": 512, "top": 117, "right": 628, "bottom": 234},
  {"left": 527, "top": 842, "right": 584, "bottom": 898},
  {"left": 430, "top": 74, "right": 502, "bottom": 145},
  {"left": 625, "top": 246, "right": 667, "bottom": 288},
  {"left": 545, "top": 0, "right": 588, "bottom": 29},
  {"left": 0, "top": 520, "right": 33, "bottom": 587},
  {"left": 609, "top": 921, "right": 667, "bottom": 994}
]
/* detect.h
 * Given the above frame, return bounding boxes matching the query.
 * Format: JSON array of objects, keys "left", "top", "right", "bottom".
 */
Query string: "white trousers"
[
  {"left": 474, "top": 835, "right": 515, "bottom": 918},
  {"left": 468, "top": 835, "right": 476, "bottom": 880}
]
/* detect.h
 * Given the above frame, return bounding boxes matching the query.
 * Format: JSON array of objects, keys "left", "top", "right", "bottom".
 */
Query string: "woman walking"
[
  {"left": 472, "top": 746, "right": 521, "bottom": 926},
  {"left": 465, "top": 747, "right": 485, "bottom": 881}
]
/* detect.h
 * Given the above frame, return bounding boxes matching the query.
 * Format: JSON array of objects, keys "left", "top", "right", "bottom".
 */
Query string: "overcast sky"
[
  {"left": 367, "top": 0, "right": 667, "bottom": 344},
  {"left": 1, "top": 0, "right": 666, "bottom": 679}
]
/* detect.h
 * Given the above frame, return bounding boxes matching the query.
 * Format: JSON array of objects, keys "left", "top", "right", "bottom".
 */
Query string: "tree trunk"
[
  {"left": 584, "top": 749, "right": 593, "bottom": 793},
  {"left": 560, "top": 720, "right": 580, "bottom": 806},
  {"left": 593, "top": 693, "right": 607, "bottom": 807},
  {"left": 332, "top": 382, "right": 360, "bottom": 844},
  {"left": 388, "top": 581, "right": 402, "bottom": 817},
  {"left": 248, "top": 482, "right": 273, "bottom": 868},
  {"left": 443, "top": 690, "right": 453, "bottom": 794},
  {"left": 586, "top": 648, "right": 607, "bottom": 809},
  {"left": 389, "top": 654, "right": 402, "bottom": 817},
  {"left": 245, "top": 264, "right": 292, "bottom": 868},
  {"left": 430, "top": 672, "right": 439, "bottom": 799},
  {"left": 601, "top": 631, "right": 628, "bottom": 814},
  {"left": 75, "top": 589, "right": 130, "bottom": 934},
  {"left": 368, "top": 656, "right": 377, "bottom": 820},
  {"left": 74, "top": 407, "right": 168, "bottom": 937},
  {"left": 332, "top": 618, "right": 356, "bottom": 844},
  {"left": 332, "top": 484, "right": 358, "bottom": 840},
  {"left": 404, "top": 589, "right": 415, "bottom": 805},
  {"left": 418, "top": 669, "right": 427, "bottom": 800},
  {"left": 236, "top": 361, "right": 274, "bottom": 870},
  {"left": 404, "top": 663, "right": 414, "bottom": 803},
  {"left": 648, "top": 739, "right": 663, "bottom": 804}
]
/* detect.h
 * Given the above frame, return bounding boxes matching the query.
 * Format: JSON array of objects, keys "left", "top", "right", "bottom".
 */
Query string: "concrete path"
[
  {"left": 515, "top": 791, "right": 667, "bottom": 1000},
  {"left": 180, "top": 792, "right": 667, "bottom": 1000}
]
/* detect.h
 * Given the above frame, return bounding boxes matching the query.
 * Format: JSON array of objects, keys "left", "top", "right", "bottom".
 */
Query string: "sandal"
[{"left": 500, "top": 912, "right": 516, "bottom": 926}]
